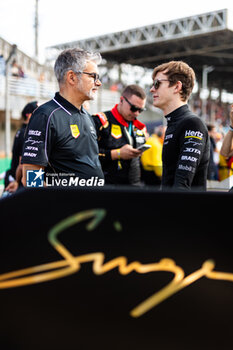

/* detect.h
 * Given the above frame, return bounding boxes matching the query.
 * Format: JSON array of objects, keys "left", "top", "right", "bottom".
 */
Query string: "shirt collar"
[
  {"left": 111, "top": 104, "right": 129, "bottom": 126},
  {"left": 165, "top": 104, "right": 189, "bottom": 122},
  {"left": 53, "top": 92, "right": 87, "bottom": 115},
  {"left": 111, "top": 104, "right": 145, "bottom": 130}
]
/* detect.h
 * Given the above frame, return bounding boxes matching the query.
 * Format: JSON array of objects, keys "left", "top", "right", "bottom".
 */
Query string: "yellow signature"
[{"left": 0, "top": 209, "right": 232, "bottom": 318}]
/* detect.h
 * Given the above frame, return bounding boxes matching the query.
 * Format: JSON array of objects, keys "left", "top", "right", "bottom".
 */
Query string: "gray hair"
[{"left": 54, "top": 48, "right": 102, "bottom": 84}]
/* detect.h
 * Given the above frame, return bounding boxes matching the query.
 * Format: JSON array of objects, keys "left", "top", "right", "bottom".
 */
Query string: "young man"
[
  {"left": 150, "top": 61, "right": 210, "bottom": 191},
  {"left": 21, "top": 48, "right": 104, "bottom": 188},
  {"left": 92, "top": 85, "right": 147, "bottom": 185},
  {"left": 4, "top": 101, "right": 38, "bottom": 193}
]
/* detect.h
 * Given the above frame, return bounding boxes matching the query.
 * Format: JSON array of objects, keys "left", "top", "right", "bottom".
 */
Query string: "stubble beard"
[{"left": 77, "top": 80, "right": 97, "bottom": 101}]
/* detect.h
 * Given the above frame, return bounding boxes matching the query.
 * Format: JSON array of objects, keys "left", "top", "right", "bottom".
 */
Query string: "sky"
[{"left": 0, "top": 0, "right": 233, "bottom": 63}]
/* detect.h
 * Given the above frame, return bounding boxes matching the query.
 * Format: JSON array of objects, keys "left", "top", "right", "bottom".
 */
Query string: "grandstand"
[
  {"left": 0, "top": 35, "right": 57, "bottom": 119},
  {"left": 1, "top": 8, "right": 233, "bottom": 156},
  {"left": 46, "top": 9, "right": 233, "bottom": 128},
  {"left": 47, "top": 9, "right": 233, "bottom": 94},
  {"left": 0, "top": 36, "right": 59, "bottom": 156}
]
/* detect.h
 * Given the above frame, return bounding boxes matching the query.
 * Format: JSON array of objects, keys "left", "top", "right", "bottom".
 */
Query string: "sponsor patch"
[
  {"left": 25, "top": 146, "right": 38, "bottom": 151},
  {"left": 184, "top": 139, "right": 202, "bottom": 146},
  {"left": 23, "top": 152, "right": 37, "bottom": 157},
  {"left": 181, "top": 155, "right": 197, "bottom": 162},
  {"left": 70, "top": 124, "right": 80, "bottom": 139},
  {"left": 111, "top": 124, "right": 122, "bottom": 139},
  {"left": 185, "top": 130, "right": 203, "bottom": 140},
  {"left": 136, "top": 129, "right": 144, "bottom": 136},
  {"left": 165, "top": 134, "right": 173, "bottom": 140},
  {"left": 178, "top": 164, "right": 195, "bottom": 173},
  {"left": 184, "top": 147, "right": 201, "bottom": 154},
  {"left": 96, "top": 112, "right": 108, "bottom": 127},
  {"left": 90, "top": 125, "right": 96, "bottom": 135},
  {"left": 25, "top": 137, "right": 43, "bottom": 145},
  {"left": 28, "top": 129, "right": 41, "bottom": 136}
]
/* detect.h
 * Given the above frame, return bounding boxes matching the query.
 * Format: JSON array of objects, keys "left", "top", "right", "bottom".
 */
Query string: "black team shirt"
[
  {"left": 162, "top": 105, "right": 210, "bottom": 191},
  {"left": 10, "top": 123, "right": 27, "bottom": 177},
  {"left": 21, "top": 92, "right": 104, "bottom": 181}
]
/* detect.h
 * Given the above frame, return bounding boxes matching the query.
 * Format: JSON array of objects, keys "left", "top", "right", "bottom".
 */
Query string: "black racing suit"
[
  {"left": 162, "top": 105, "right": 210, "bottom": 191},
  {"left": 92, "top": 105, "right": 147, "bottom": 185},
  {"left": 4, "top": 123, "right": 27, "bottom": 188}
]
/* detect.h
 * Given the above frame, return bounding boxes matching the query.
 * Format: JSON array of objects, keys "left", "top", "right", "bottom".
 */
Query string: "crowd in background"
[
  {"left": 188, "top": 96, "right": 232, "bottom": 182},
  {"left": 143, "top": 98, "right": 233, "bottom": 185},
  {"left": 1, "top": 48, "right": 233, "bottom": 193}
]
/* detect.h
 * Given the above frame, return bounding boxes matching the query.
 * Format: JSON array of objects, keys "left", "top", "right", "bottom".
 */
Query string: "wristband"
[
  {"left": 229, "top": 125, "right": 233, "bottom": 132},
  {"left": 116, "top": 148, "right": 121, "bottom": 159}
]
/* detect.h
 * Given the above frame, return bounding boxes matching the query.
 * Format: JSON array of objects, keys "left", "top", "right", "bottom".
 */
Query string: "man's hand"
[
  {"left": 111, "top": 144, "right": 142, "bottom": 160},
  {"left": 22, "top": 164, "right": 45, "bottom": 187},
  {"left": 5, "top": 180, "right": 19, "bottom": 193}
]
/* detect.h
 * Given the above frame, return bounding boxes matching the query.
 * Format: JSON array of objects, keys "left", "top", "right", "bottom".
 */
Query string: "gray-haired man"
[{"left": 21, "top": 48, "right": 104, "bottom": 188}]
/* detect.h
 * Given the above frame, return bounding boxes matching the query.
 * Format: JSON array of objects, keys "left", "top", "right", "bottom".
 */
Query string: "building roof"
[{"left": 47, "top": 9, "right": 233, "bottom": 93}]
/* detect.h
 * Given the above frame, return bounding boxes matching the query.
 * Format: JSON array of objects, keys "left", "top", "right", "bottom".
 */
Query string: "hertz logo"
[{"left": 185, "top": 130, "right": 203, "bottom": 140}]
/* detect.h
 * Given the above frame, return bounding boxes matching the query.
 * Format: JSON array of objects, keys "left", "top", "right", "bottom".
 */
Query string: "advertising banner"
[{"left": 0, "top": 187, "right": 232, "bottom": 349}]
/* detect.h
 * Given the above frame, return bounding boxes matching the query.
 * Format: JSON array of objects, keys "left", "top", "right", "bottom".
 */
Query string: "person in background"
[
  {"left": 206, "top": 123, "right": 218, "bottom": 181},
  {"left": 150, "top": 60, "right": 210, "bottom": 191},
  {"left": 4, "top": 101, "right": 38, "bottom": 194},
  {"left": 140, "top": 126, "right": 163, "bottom": 186},
  {"left": 11, "top": 59, "right": 20, "bottom": 77},
  {"left": 0, "top": 55, "right": 5, "bottom": 75},
  {"left": 92, "top": 84, "right": 147, "bottom": 185},
  {"left": 220, "top": 104, "right": 233, "bottom": 180},
  {"left": 155, "top": 124, "right": 166, "bottom": 144}
]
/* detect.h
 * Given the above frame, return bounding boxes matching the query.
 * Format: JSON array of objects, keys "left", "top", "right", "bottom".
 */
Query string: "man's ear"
[
  {"left": 66, "top": 70, "right": 76, "bottom": 85},
  {"left": 175, "top": 80, "right": 182, "bottom": 93}
]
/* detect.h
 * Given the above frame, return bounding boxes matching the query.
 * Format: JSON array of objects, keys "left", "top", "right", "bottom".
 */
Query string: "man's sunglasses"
[
  {"left": 77, "top": 71, "right": 100, "bottom": 83},
  {"left": 152, "top": 79, "right": 171, "bottom": 90},
  {"left": 123, "top": 96, "right": 146, "bottom": 113}
]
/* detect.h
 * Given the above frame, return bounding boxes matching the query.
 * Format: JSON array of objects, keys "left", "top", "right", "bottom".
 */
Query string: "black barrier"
[{"left": 0, "top": 187, "right": 232, "bottom": 350}]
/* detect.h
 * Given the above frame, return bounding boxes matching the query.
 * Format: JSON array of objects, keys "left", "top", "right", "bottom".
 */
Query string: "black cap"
[{"left": 22, "top": 101, "right": 38, "bottom": 119}]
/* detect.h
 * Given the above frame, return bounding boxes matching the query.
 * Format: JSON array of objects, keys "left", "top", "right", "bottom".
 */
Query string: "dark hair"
[
  {"left": 152, "top": 61, "right": 195, "bottom": 101},
  {"left": 206, "top": 123, "right": 215, "bottom": 132},
  {"left": 21, "top": 101, "right": 38, "bottom": 120},
  {"left": 122, "top": 84, "right": 146, "bottom": 100}
]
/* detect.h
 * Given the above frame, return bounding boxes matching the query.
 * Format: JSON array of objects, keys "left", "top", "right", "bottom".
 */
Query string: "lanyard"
[{"left": 128, "top": 122, "right": 132, "bottom": 136}]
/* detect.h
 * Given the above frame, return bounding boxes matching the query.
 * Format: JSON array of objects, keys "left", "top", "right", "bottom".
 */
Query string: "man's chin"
[
  {"left": 129, "top": 116, "right": 137, "bottom": 121},
  {"left": 89, "top": 92, "right": 97, "bottom": 100}
]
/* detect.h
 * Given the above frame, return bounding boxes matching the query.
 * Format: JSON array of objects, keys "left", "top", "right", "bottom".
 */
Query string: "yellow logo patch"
[
  {"left": 111, "top": 124, "right": 122, "bottom": 139},
  {"left": 70, "top": 124, "right": 80, "bottom": 138},
  {"left": 136, "top": 129, "right": 144, "bottom": 136}
]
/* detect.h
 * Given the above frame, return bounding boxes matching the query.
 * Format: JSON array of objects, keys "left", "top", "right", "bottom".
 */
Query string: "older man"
[{"left": 21, "top": 48, "right": 104, "bottom": 188}]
